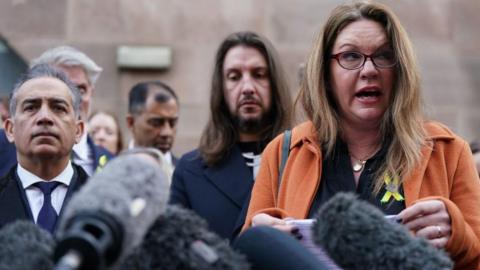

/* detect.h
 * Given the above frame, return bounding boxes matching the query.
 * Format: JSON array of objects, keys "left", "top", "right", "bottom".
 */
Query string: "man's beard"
[{"left": 232, "top": 110, "right": 272, "bottom": 135}]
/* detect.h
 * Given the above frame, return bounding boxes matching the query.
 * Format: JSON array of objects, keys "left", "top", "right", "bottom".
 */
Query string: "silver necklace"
[
  {"left": 352, "top": 158, "right": 367, "bottom": 172},
  {"left": 350, "top": 147, "right": 380, "bottom": 173}
]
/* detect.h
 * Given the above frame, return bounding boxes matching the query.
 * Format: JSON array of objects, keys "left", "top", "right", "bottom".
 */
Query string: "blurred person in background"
[
  {"left": 0, "top": 96, "right": 9, "bottom": 126},
  {"left": 243, "top": 2, "right": 480, "bottom": 269},
  {"left": 88, "top": 110, "right": 123, "bottom": 155},
  {"left": 469, "top": 140, "right": 480, "bottom": 176},
  {"left": 170, "top": 31, "right": 292, "bottom": 241},
  {"left": 0, "top": 95, "right": 15, "bottom": 177},
  {"left": 127, "top": 80, "right": 179, "bottom": 169}
]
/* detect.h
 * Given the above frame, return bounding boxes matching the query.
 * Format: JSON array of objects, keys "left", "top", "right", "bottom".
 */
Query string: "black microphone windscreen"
[
  {"left": 119, "top": 205, "right": 250, "bottom": 270},
  {"left": 55, "top": 155, "right": 170, "bottom": 268},
  {"left": 0, "top": 220, "right": 54, "bottom": 270},
  {"left": 312, "top": 193, "right": 453, "bottom": 270}
]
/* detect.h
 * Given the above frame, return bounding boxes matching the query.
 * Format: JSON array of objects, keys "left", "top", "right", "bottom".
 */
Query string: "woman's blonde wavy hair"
[{"left": 297, "top": 1, "right": 426, "bottom": 193}]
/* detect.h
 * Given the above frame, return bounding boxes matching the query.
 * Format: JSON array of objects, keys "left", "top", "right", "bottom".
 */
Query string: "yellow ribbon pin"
[
  {"left": 380, "top": 173, "right": 404, "bottom": 203},
  {"left": 96, "top": 155, "right": 108, "bottom": 173}
]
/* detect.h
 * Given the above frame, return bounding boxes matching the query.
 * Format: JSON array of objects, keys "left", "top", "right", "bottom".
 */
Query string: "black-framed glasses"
[{"left": 331, "top": 51, "right": 397, "bottom": 70}]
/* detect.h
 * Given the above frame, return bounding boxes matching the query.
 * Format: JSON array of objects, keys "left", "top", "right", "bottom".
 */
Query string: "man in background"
[
  {"left": 127, "top": 81, "right": 180, "bottom": 170},
  {"left": 0, "top": 96, "right": 9, "bottom": 125},
  {"left": 0, "top": 96, "right": 16, "bottom": 175}
]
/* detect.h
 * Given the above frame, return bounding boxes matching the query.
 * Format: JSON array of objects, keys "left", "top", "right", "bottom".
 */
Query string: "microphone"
[
  {"left": 312, "top": 193, "right": 453, "bottom": 270},
  {"left": 118, "top": 205, "right": 250, "bottom": 270},
  {"left": 0, "top": 220, "right": 54, "bottom": 270},
  {"left": 234, "top": 226, "right": 338, "bottom": 270},
  {"left": 54, "top": 154, "right": 170, "bottom": 270}
]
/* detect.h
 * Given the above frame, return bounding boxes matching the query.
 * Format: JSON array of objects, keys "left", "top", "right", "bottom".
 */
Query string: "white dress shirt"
[
  {"left": 163, "top": 151, "right": 174, "bottom": 167},
  {"left": 17, "top": 162, "right": 73, "bottom": 223},
  {"left": 72, "top": 132, "right": 93, "bottom": 176}
]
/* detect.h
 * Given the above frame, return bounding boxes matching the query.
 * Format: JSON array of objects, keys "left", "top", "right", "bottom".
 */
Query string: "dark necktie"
[{"left": 33, "top": 181, "right": 61, "bottom": 233}]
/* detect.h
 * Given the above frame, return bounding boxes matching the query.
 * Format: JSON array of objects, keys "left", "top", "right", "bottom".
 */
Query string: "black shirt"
[{"left": 308, "top": 138, "right": 405, "bottom": 218}]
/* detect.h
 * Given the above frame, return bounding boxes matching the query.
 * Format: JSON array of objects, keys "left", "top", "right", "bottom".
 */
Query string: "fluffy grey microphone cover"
[
  {"left": 312, "top": 193, "right": 453, "bottom": 270},
  {"left": 0, "top": 220, "right": 54, "bottom": 270},
  {"left": 119, "top": 205, "right": 250, "bottom": 270},
  {"left": 56, "top": 155, "right": 170, "bottom": 262}
]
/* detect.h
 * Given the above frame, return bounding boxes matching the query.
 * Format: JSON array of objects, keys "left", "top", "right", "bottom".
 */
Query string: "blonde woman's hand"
[
  {"left": 251, "top": 213, "right": 300, "bottom": 237},
  {"left": 398, "top": 200, "right": 451, "bottom": 248}
]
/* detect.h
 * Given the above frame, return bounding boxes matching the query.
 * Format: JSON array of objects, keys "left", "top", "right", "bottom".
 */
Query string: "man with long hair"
[{"left": 170, "top": 31, "right": 292, "bottom": 241}]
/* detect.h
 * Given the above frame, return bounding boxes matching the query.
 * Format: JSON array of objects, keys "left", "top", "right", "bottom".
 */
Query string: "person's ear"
[
  {"left": 4, "top": 118, "right": 15, "bottom": 143},
  {"left": 126, "top": 114, "right": 135, "bottom": 130},
  {"left": 75, "top": 120, "right": 85, "bottom": 144}
]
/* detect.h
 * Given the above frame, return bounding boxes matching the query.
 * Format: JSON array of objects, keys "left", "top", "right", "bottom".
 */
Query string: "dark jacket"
[
  {"left": 0, "top": 163, "right": 88, "bottom": 231},
  {"left": 86, "top": 136, "right": 114, "bottom": 174},
  {"left": 169, "top": 146, "right": 253, "bottom": 241},
  {"left": 0, "top": 129, "right": 16, "bottom": 178},
  {"left": 172, "top": 154, "right": 179, "bottom": 167}
]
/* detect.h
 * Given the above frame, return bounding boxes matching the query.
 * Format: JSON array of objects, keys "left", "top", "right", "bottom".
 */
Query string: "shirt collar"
[
  {"left": 163, "top": 151, "right": 173, "bottom": 166},
  {"left": 72, "top": 131, "right": 89, "bottom": 160},
  {"left": 17, "top": 162, "right": 74, "bottom": 189}
]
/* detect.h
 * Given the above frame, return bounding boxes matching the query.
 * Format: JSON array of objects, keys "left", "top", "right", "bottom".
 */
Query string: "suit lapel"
[
  {"left": 58, "top": 164, "right": 88, "bottom": 220},
  {"left": 204, "top": 146, "right": 254, "bottom": 208},
  {"left": 87, "top": 136, "right": 99, "bottom": 170},
  {"left": 232, "top": 190, "right": 253, "bottom": 240}
]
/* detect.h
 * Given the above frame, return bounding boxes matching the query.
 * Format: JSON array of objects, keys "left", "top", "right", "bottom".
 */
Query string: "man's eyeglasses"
[{"left": 331, "top": 51, "right": 396, "bottom": 70}]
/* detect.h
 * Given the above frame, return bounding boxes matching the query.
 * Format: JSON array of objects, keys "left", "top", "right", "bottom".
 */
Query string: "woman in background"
[{"left": 88, "top": 111, "right": 123, "bottom": 155}]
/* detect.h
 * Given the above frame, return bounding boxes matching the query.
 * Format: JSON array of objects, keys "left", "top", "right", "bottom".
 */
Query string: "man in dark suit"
[
  {"left": 0, "top": 46, "right": 112, "bottom": 178},
  {"left": 0, "top": 64, "right": 88, "bottom": 233},
  {"left": 169, "top": 31, "right": 292, "bottom": 241},
  {"left": 126, "top": 81, "right": 180, "bottom": 170}
]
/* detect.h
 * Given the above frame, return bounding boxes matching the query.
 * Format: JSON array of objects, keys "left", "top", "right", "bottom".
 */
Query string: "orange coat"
[{"left": 244, "top": 121, "right": 480, "bottom": 270}]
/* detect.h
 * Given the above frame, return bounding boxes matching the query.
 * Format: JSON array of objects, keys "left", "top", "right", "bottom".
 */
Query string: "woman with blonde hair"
[
  {"left": 88, "top": 110, "right": 123, "bottom": 155},
  {"left": 243, "top": 1, "right": 480, "bottom": 269}
]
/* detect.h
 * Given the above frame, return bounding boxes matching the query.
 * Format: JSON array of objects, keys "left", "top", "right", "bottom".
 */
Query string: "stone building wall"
[{"left": 0, "top": 0, "right": 479, "bottom": 155}]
